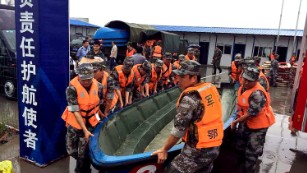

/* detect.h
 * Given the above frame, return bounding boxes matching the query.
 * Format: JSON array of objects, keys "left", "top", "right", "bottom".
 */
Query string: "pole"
[
  {"left": 275, "top": 0, "right": 285, "bottom": 53},
  {"left": 292, "top": 0, "right": 303, "bottom": 54},
  {"left": 290, "top": 12, "right": 307, "bottom": 113}
]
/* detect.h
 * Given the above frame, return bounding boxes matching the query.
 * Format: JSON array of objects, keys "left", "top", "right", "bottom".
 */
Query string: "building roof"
[
  {"left": 70, "top": 19, "right": 101, "bottom": 28},
  {"left": 153, "top": 25, "right": 304, "bottom": 37}
]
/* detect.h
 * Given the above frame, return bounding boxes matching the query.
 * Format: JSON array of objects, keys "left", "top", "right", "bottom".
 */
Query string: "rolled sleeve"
[
  {"left": 68, "top": 105, "right": 80, "bottom": 112},
  {"left": 66, "top": 86, "right": 79, "bottom": 112},
  {"left": 106, "top": 76, "right": 115, "bottom": 100},
  {"left": 171, "top": 126, "right": 185, "bottom": 138},
  {"left": 110, "top": 70, "right": 120, "bottom": 90},
  {"left": 248, "top": 90, "right": 267, "bottom": 117}
]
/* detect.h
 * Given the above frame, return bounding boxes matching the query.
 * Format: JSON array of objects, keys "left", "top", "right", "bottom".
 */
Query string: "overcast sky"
[{"left": 70, "top": 0, "right": 307, "bottom": 30}]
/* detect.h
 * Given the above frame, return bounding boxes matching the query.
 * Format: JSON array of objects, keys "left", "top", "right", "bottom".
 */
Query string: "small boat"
[{"left": 89, "top": 82, "right": 237, "bottom": 173}]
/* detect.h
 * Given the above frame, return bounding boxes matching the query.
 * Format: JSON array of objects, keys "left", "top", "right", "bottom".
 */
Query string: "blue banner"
[{"left": 15, "top": 0, "right": 69, "bottom": 166}]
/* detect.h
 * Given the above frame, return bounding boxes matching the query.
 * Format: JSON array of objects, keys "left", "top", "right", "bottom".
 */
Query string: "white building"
[{"left": 154, "top": 25, "right": 304, "bottom": 67}]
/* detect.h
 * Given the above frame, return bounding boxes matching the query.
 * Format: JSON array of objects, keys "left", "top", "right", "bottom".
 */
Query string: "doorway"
[
  {"left": 199, "top": 42, "right": 209, "bottom": 64},
  {"left": 232, "top": 44, "right": 246, "bottom": 60},
  {"left": 276, "top": 46, "right": 288, "bottom": 62}
]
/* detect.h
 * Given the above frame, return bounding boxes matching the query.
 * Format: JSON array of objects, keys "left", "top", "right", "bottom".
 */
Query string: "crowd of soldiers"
[
  {"left": 63, "top": 39, "right": 278, "bottom": 173},
  {"left": 63, "top": 42, "right": 199, "bottom": 172}
]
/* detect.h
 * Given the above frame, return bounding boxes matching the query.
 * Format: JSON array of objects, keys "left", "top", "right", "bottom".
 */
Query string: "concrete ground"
[{"left": 1, "top": 66, "right": 307, "bottom": 173}]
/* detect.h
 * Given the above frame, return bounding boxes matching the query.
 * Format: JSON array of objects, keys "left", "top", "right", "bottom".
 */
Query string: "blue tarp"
[
  {"left": 93, "top": 27, "right": 128, "bottom": 47},
  {"left": 70, "top": 19, "right": 101, "bottom": 28},
  {"left": 94, "top": 27, "right": 128, "bottom": 39}
]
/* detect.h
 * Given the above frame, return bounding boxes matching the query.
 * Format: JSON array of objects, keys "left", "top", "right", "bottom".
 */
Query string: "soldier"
[
  {"left": 160, "top": 52, "right": 174, "bottom": 90},
  {"left": 110, "top": 58, "right": 134, "bottom": 108},
  {"left": 231, "top": 66, "right": 275, "bottom": 173},
  {"left": 61, "top": 63, "right": 104, "bottom": 173},
  {"left": 253, "top": 56, "right": 270, "bottom": 92},
  {"left": 229, "top": 53, "right": 242, "bottom": 89},
  {"left": 126, "top": 42, "right": 136, "bottom": 57},
  {"left": 152, "top": 60, "right": 223, "bottom": 173},
  {"left": 151, "top": 40, "right": 163, "bottom": 63},
  {"left": 149, "top": 59, "right": 163, "bottom": 95},
  {"left": 173, "top": 54, "right": 185, "bottom": 85},
  {"left": 184, "top": 48, "right": 196, "bottom": 61},
  {"left": 173, "top": 54, "right": 185, "bottom": 70},
  {"left": 91, "top": 59, "right": 118, "bottom": 116},
  {"left": 212, "top": 47, "right": 223, "bottom": 74},
  {"left": 270, "top": 54, "right": 279, "bottom": 87},
  {"left": 131, "top": 60, "right": 152, "bottom": 101}
]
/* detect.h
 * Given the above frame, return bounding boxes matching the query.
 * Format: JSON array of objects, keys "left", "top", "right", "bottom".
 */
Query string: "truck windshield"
[{"left": 1, "top": 30, "right": 16, "bottom": 51}]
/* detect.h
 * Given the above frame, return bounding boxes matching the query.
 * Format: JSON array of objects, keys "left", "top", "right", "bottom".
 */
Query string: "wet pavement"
[{"left": 1, "top": 66, "right": 307, "bottom": 173}]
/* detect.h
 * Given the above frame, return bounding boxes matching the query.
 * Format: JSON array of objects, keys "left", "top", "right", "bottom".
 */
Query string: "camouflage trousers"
[
  {"left": 166, "top": 144, "right": 220, "bottom": 173},
  {"left": 270, "top": 70, "right": 278, "bottom": 86},
  {"left": 235, "top": 123, "right": 268, "bottom": 173},
  {"left": 66, "top": 125, "right": 94, "bottom": 173}
]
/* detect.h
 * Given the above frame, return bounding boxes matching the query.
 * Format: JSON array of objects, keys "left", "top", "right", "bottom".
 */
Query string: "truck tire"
[{"left": 4, "top": 79, "right": 16, "bottom": 99}]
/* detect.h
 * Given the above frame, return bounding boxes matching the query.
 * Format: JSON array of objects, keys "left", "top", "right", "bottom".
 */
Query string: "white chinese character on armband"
[
  {"left": 21, "top": 61, "right": 36, "bottom": 81},
  {"left": 20, "top": 0, "right": 33, "bottom": 8},
  {"left": 22, "top": 106, "right": 37, "bottom": 128},
  {"left": 20, "top": 36, "right": 35, "bottom": 58},
  {"left": 22, "top": 84, "right": 37, "bottom": 106},
  {"left": 23, "top": 129, "right": 38, "bottom": 150}
]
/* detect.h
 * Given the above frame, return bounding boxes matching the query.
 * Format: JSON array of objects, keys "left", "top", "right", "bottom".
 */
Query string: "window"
[
  {"left": 224, "top": 45, "right": 232, "bottom": 54},
  {"left": 217, "top": 45, "right": 224, "bottom": 53},
  {"left": 217, "top": 44, "right": 232, "bottom": 54},
  {"left": 253, "top": 46, "right": 272, "bottom": 58}
]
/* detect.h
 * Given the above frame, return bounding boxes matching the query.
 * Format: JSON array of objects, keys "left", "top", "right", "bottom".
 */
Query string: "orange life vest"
[
  {"left": 126, "top": 48, "right": 136, "bottom": 57},
  {"left": 114, "top": 65, "right": 134, "bottom": 94},
  {"left": 61, "top": 77, "right": 100, "bottom": 129},
  {"left": 239, "top": 73, "right": 244, "bottom": 86},
  {"left": 259, "top": 71, "right": 270, "bottom": 91},
  {"left": 230, "top": 61, "right": 242, "bottom": 81},
  {"left": 132, "top": 64, "right": 146, "bottom": 88},
  {"left": 185, "top": 54, "right": 196, "bottom": 61},
  {"left": 173, "top": 61, "right": 180, "bottom": 69},
  {"left": 173, "top": 61, "right": 181, "bottom": 85},
  {"left": 101, "top": 71, "right": 118, "bottom": 110},
  {"left": 237, "top": 83, "right": 275, "bottom": 129},
  {"left": 161, "top": 63, "right": 172, "bottom": 85},
  {"left": 149, "top": 64, "right": 162, "bottom": 91},
  {"left": 270, "top": 53, "right": 274, "bottom": 60},
  {"left": 152, "top": 45, "right": 162, "bottom": 58},
  {"left": 290, "top": 56, "right": 296, "bottom": 65},
  {"left": 176, "top": 83, "right": 224, "bottom": 149}
]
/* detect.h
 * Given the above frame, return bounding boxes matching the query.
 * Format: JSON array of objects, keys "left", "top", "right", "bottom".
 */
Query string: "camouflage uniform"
[
  {"left": 235, "top": 66, "right": 269, "bottom": 173},
  {"left": 159, "top": 53, "right": 175, "bottom": 90},
  {"left": 165, "top": 61, "right": 220, "bottom": 173},
  {"left": 65, "top": 63, "right": 104, "bottom": 173},
  {"left": 92, "top": 60, "right": 117, "bottom": 114},
  {"left": 132, "top": 61, "right": 152, "bottom": 101},
  {"left": 270, "top": 55, "right": 279, "bottom": 87},
  {"left": 110, "top": 58, "right": 134, "bottom": 106},
  {"left": 212, "top": 47, "right": 222, "bottom": 74},
  {"left": 259, "top": 77, "right": 268, "bottom": 91}
]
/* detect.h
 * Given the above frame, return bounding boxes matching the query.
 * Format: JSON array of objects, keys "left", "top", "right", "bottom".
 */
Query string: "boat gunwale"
[{"left": 89, "top": 83, "right": 236, "bottom": 168}]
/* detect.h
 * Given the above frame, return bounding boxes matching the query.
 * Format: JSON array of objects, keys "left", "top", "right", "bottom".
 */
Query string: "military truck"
[
  {"left": 94, "top": 20, "right": 187, "bottom": 64},
  {"left": 0, "top": 5, "right": 17, "bottom": 99}
]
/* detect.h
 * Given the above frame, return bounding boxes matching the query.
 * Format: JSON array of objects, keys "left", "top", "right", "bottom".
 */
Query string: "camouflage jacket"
[{"left": 110, "top": 68, "right": 134, "bottom": 92}]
